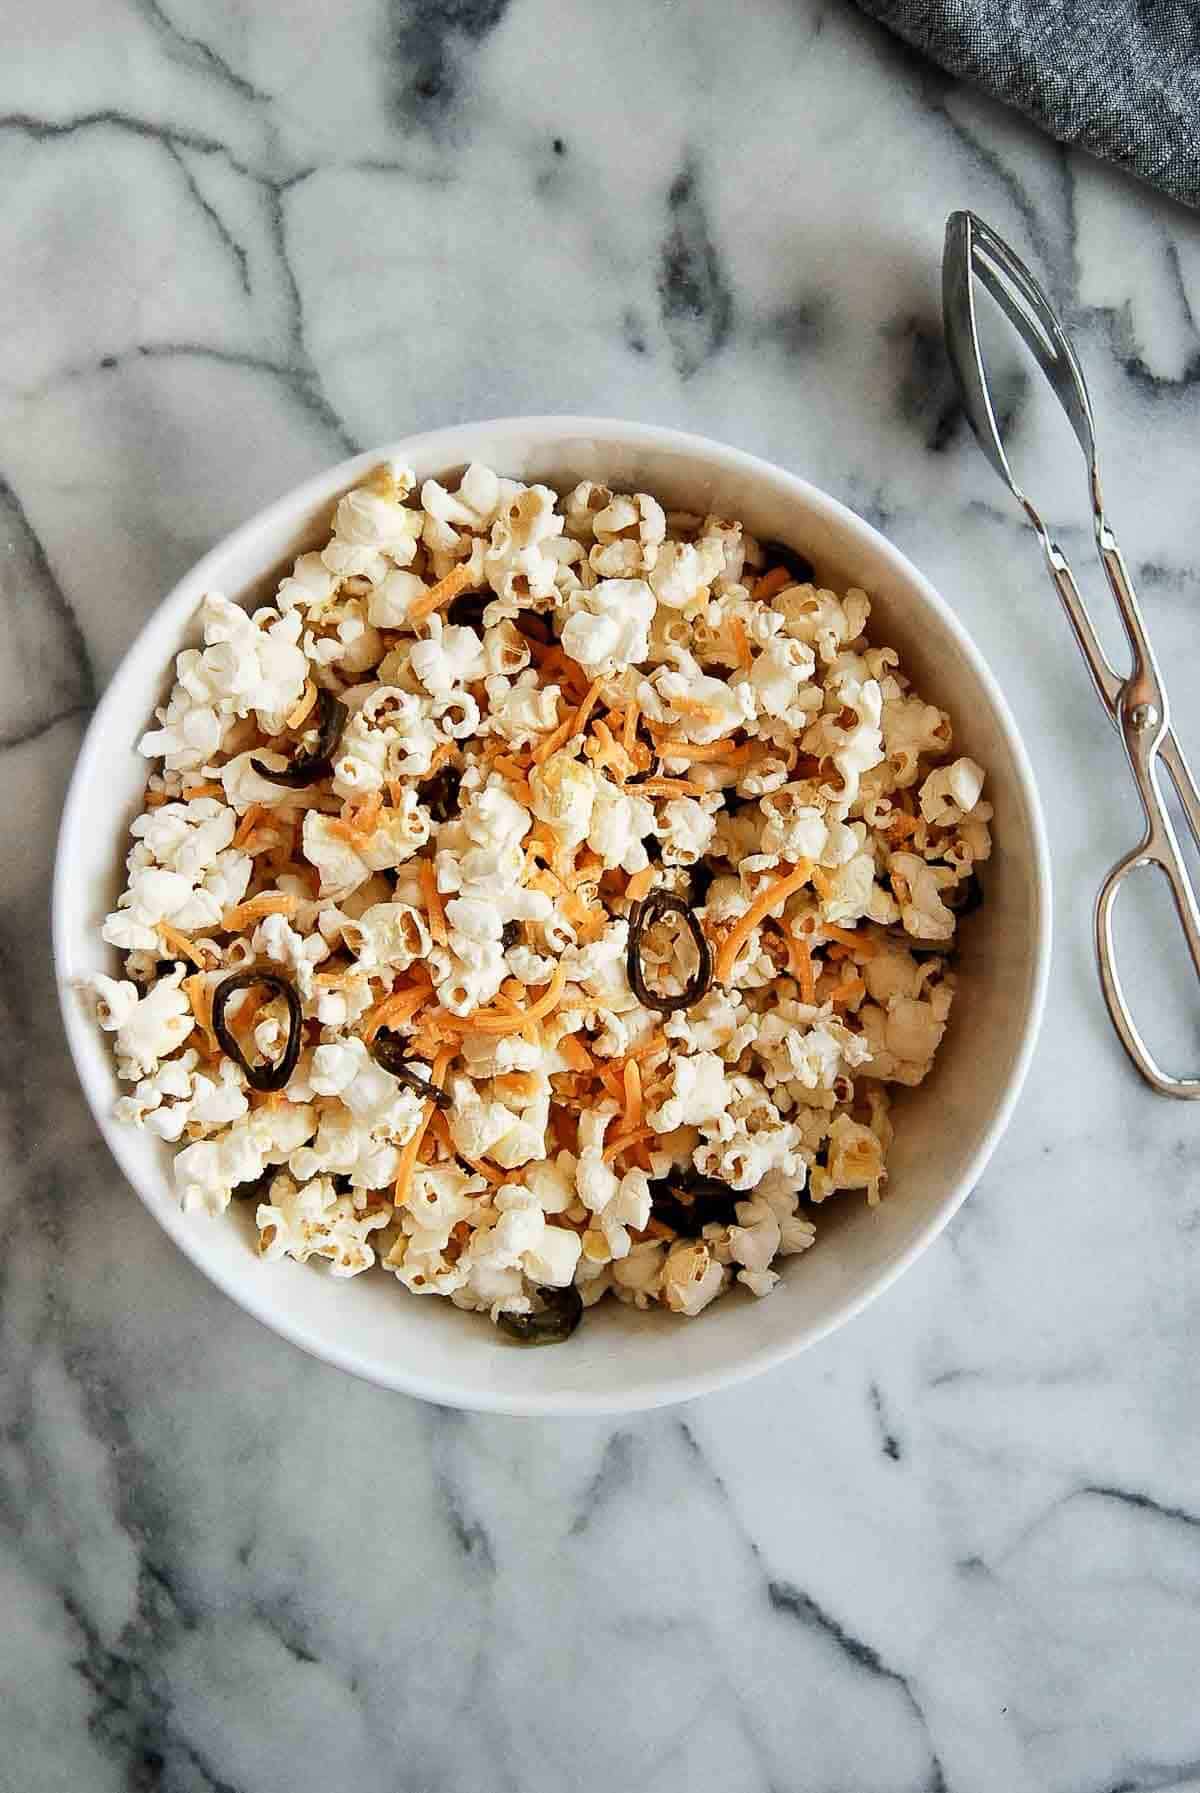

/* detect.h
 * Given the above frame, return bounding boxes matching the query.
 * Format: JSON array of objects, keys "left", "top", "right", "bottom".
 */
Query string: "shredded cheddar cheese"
[
  {"left": 407, "top": 561, "right": 475, "bottom": 622},
  {"left": 418, "top": 859, "right": 447, "bottom": 947},
  {"left": 439, "top": 960, "right": 569, "bottom": 1036},
  {"left": 754, "top": 566, "right": 796, "bottom": 601},
  {"left": 361, "top": 979, "right": 431, "bottom": 1042},
  {"left": 392, "top": 1044, "right": 457, "bottom": 1211},
  {"left": 602, "top": 1125, "right": 656, "bottom": 1163},
  {"left": 622, "top": 1058, "right": 643, "bottom": 1133},
  {"left": 713, "top": 860, "right": 815, "bottom": 986},
  {"left": 285, "top": 679, "right": 318, "bottom": 731},
  {"left": 220, "top": 891, "right": 300, "bottom": 933}
]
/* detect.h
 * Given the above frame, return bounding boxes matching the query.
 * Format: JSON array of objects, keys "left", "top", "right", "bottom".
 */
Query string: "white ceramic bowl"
[{"left": 54, "top": 417, "right": 1051, "bottom": 1415}]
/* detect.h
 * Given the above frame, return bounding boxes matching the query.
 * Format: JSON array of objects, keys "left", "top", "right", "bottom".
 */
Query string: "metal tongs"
[{"left": 942, "top": 209, "right": 1200, "bottom": 1098}]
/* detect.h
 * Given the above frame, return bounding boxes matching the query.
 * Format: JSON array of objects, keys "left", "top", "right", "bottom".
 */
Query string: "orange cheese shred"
[
  {"left": 560, "top": 1034, "right": 594, "bottom": 1074},
  {"left": 622, "top": 1058, "right": 643, "bottom": 1133},
  {"left": 392, "top": 1044, "right": 457, "bottom": 1210},
  {"left": 636, "top": 778, "right": 711, "bottom": 799},
  {"left": 155, "top": 922, "right": 206, "bottom": 967},
  {"left": 418, "top": 859, "right": 447, "bottom": 947},
  {"left": 285, "top": 679, "right": 318, "bottom": 731},
  {"left": 651, "top": 735, "right": 755, "bottom": 764},
  {"left": 440, "top": 959, "right": 569, "bottom": 1036},
  {"left": 220, "top": 891, "right": 300, "bottom": 933},
  {"left": 361, "top": 980, "right": 431, "bottom": 1042},
  {"left": 755, "top": 565, "right": 796, "bottom": 601},
  {"left": 531, "top": 676, "right": 602, "bottom": 765},
  {"left": 329, "top": 791, "right": 383, "bottom": 845},
  {"left": 182, "top": 972, "right": 218, "bottom": 1052},
  {"left": 829, "top": 971, "right": 866, "bottom": 1010},
  {"left": 729, "top": 617, "right": 752, "bottom": 668},
  {"left": 789, "top": 935, "right": 817, "bottom": 1005},
  {"left": 819, "top": 923, "right": 879, "bottom": 957},
  {"left": 669, "top": 695, "right": 727, "bottom": 722},
  {"left": 603, "top": 1125, "right": 656, "bottom": 1163},
  {"left": 233, "top": 804, "right": 269, "bottom": 850},
  {"left": 713, "top": 860, "right": 815, "bottom": 986},
  {"left": 530, "top": 707, "right": 574, "bottom": 766},
  {"left": 493, "top": 1070, "right": 544, "bottom": 1104},
  {"left": 460, "top": 1153, "right": 507, "bottom": 1186},
  {"left": 407, "top": 561, "right": 474, "bottom": 623}
]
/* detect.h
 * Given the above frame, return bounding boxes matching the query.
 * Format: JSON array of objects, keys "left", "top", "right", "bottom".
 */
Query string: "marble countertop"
[{"left": 4, "top": 2, "right": 1200, "bottom": 1788}]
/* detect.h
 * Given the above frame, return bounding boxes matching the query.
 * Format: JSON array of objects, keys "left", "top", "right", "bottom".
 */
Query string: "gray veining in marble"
[{"left": 3, "top": 3, "right": 1200, "bottom": 1790}]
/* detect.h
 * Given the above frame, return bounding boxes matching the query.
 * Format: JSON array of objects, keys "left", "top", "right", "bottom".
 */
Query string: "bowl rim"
[{"left": 53, "top": 414, "right": 1053, "bottom": 1415}]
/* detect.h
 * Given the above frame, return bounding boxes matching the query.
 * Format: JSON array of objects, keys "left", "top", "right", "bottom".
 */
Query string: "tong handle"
[
  {"left": 1160, "top": 730, "right": 1200, "bottom": 862},
  {"left": 1097, "top": 839, "right": 1200, "bottom": 1101}
]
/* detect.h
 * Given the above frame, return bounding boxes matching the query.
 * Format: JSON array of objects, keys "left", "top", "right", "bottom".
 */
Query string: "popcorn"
[
  {"left": 529, "top": 751, "right": 596, "bottom": 848},
  {"left": 97, "top": 460, "right": 990, "bottom": 1342},
  {"left": 647, "top": 1052, "right": 732, "bottom": 1132},
  {"left": 421, "top": 463, "right": 504, "bottom": 535},
  {"left": 484, "top": 484, "right": 564, "bottom": 606},
  {"left": 102, "top": 967, "right": 195, "bottom": 1078},
  {"left": 816, "top": 850, "right": 878, "bottom": 927},
  {"left": 657, "top": 796, "right": 718, "bottom": 867},
  {"left": 661, "top": 1239, "right": 727, "bottom": 1315},
  {"left": 150, "top": 594, "right": 308, "bottom": 740},
  {"left": 777, "top": 584, "right": 871, "bottom": 664},
  {"left": 102, "top": 798, "right": 251, "bottom": 950},
  {"left": 113, "top": 1049, "right": 247, "bottom": 1142},
  {"left": 882, "top": 693, "right": 952, "bottom": 786},
  {"left": 251, "top": 911, "right": 329, "bottom": 1000},
  {"left": 323, "top": 481, "right": 422, "bottom": 580},
  {"left": 481, "top": 621, "right": 532, "bottom": 679},
  {"left": 823, "top": 1113, "right": 887, "bottom": 1203},
  {"left": 588, "top": 492, "right": 666, "bottom": 577},
  {"left": 257, "top": 1173, "right": 391, "bottom": 1277},
  {"left": 919, "top": 756, "right": 985, "bottom": 826},
  {"left": 219, "top": 751, "right": 307, "bottom": 815},
  {"left": 339, "top": 901, "right": 430, "bottom": 974},
  {"left": 858, "top": 986, "right": 952, "bottom": 1084},
  {"left": 174, "top": 1103, "right": 317, "bottom": 1215},
  {"left": 587, "top": 777, "right": 655, "bottom": 874},
  {"left": 753, "top": 1007, "right": 870, "bottom": 1091},
  {"left": 526, "top": 1223, "right": 584, "bottom": 1288},
  {"left": 410, "top": 621, "right": 487, "bottom": 698},
  {"left": 649, "top": 537, "right": 726, "bottom": 610},
  {"left": 287, "top": 1103, "right": 405, "bottom": 1191},
  {"left": 728, "top": 1197, "right": 782, "bottom": 1273},
  {"left": 276, "top": 552, "right": 339, "bottom": 617},
  {"left": 644, "top": 664, "right": 754, "bottom": 743},
  {"left": 559, "top": 578, "right": 657, "bottom": 674},
  {"left": 889, "top": 850, "right": 957, "bottom": 941},
  {"left": 803, "top": 676, "right": 884, "bottom": 813},
  {"left": 694, "top": 1118, "right": 805, "bottom": 1192},
  {"left": 748, "top": 636, "right": 820, "bottom": 727},
  {"left": 302, "top": 794, "right": 430, "bottom": 899},
  {"left": 562, "top": 480, "right": 612, "bottom": 540}
]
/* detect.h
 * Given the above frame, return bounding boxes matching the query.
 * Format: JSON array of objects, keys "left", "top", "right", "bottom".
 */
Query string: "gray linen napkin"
[{"left": 852, "top": 0, "right": 1200, "bottom": 209}]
